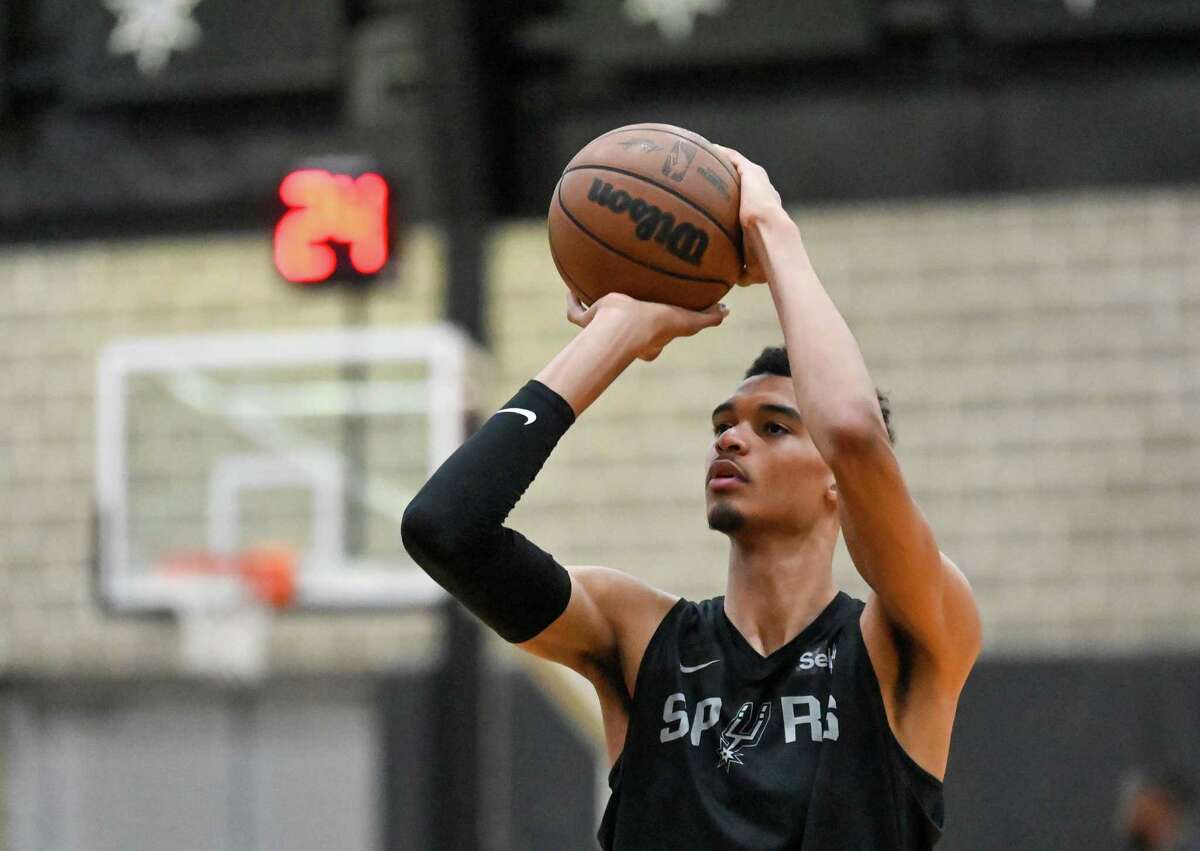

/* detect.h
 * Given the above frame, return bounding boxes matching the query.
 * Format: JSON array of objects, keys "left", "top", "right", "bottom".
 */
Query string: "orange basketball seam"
[
  {"left": 554, "top": 182, "right": 734, "bottom": 286},
  {"left": 563, "top": 164, "right": 740, "bottom": 248},
  {"left": 591, "top": 125, "right": 740, "bottom": 185}
]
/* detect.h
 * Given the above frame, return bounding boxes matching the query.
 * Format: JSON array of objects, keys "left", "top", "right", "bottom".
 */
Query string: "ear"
[{"left": 825, "top": 480, "right": 838, "bottom": 507}]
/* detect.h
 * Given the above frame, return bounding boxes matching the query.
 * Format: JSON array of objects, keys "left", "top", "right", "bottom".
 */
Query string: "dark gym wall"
[
  {"left": 507, "top": 1, "right": 1200, "bottom": 214},
  {"left": 378, "top": 663, "right": 599, "bottom": 850},
  {"left": 5, "top": 1, "right": 1200, "bottom": 238},
  {"left": 945, "top": 656, "right": 1200, "bottom": 851},
  {"left": 513, "top": 66, "right": 1200, "bottom": 213}
]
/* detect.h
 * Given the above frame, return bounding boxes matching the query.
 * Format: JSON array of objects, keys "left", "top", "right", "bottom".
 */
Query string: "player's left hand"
[
  {"left": 712, "top": 144, "right": 782, "bottom": 288},
  {"left": 564, "top": 289, "right": 728, "bottom": 362}
]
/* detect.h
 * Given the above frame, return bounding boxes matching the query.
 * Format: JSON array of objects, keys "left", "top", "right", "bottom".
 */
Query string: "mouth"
[
  {"left": 707, "top": 476, "right": 746, "bottom": 493},
  {"left": 707, "top": 459, "right": 748, "bottom": 491}
]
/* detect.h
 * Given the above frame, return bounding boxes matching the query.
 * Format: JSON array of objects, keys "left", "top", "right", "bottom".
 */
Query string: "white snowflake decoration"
[
  {"left": 622, "top": 0, "right": 728, "bottom": 42},
  {"left": 1062, "top": 0, "right": 1097, "bottom": 16},
  {"left": 104, "top": 0, "right": 204, "bottom": 77}
]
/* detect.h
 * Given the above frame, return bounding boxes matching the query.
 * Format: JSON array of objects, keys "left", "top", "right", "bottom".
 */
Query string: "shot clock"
[{"left": 273, "top": 158, "right": 397, "bottom": 285}]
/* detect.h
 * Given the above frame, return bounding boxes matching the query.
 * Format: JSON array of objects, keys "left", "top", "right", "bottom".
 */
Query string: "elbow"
[
  {"left": 824, "top": 407, "right": 891, "bottom": 468},
  {"left": 400, "top": 501, "right": 435, "bottom": 564},
  {"left": 401, "top": 499, "right": 494, "bottom": 572},
  {"left": 401, "top": 500, "right": 457, "bottom": 569}
]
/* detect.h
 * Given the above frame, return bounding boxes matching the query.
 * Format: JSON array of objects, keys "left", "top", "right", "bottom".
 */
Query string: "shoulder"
[
  {"left": 566, "top": 566, "right": 683, "bottom": 695},
  {"left": 576, "top": 566, "right": 682, "bottom": 656},
  {"left": 514, "top": 564, "right": 679, "bottom": 683},
  {"left": 571, "top": 566, "right": 683, "bottom": 643}
]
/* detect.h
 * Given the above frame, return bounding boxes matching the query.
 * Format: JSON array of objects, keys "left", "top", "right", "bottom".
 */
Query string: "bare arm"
[
  {"left": 720, "top": 147, "right": 981, "bottom": 680},
  {"left": 537, "top": 290, "right": 728, "bottom": 417}
]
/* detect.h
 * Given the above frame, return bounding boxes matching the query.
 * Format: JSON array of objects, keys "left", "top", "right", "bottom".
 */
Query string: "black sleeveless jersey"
[{"left": 597, "top": 591, "right": 944, "bottom": 850}]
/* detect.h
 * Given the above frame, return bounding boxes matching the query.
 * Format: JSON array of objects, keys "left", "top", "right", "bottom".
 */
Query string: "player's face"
[{"left": 705, "top": 374, "right": 836, "bottom": 535}]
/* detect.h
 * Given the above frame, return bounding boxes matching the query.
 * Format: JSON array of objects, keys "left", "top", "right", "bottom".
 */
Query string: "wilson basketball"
[{"left": 548, "top": 123, "right": 742, "bottom": 311}]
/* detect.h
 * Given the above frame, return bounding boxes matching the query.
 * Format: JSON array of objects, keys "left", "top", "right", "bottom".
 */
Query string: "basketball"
[{"left": 547, "top": 123, "right": 742, "bottom": 311}]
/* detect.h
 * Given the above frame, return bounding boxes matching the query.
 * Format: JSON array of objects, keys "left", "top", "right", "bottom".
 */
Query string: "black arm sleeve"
[{"left": 400, "top": 379, "right": 576, "bottom": 643}]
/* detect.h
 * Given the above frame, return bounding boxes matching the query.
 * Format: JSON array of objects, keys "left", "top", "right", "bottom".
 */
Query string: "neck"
[{"left": 723, "top": 515, "right": 840, "bottom": 658}]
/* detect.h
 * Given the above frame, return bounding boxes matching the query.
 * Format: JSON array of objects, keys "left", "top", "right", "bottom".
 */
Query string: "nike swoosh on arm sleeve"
[{"left": 400, "top": 379, "right": 575, "bottom": 643}]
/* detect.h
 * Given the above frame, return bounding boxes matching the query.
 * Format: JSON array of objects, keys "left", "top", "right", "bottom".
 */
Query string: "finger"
[
  {"left": 714, "top": 145, "right": 753, "bottom": 175},
  {"left": 733, "top": 153, "right": 768, "bottom": 183},
  {"left": 565, "top": 288, "right": 590, "bottom": 326},
  {"left": 692, "top": 302, "right": 729, "bottom": 330},
  {"left": 737, "top": 264, "right": 765, "bottom": 286},
  {"left": 711, "top": 143, "right": 741, "bottom": 161},
  {"left": 570, "top": 283, "right": 593, "bottom": 307},
  {"left": 715, "top": 147, "right": 746, "bottom": 174},
  {"left": 676, "top": 301, "right": 726, "bottom": 320}
]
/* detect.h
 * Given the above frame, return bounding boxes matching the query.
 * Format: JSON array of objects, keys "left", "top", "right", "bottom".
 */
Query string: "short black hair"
[{"left": 743, "top": 345, "right": 895, "bottom": 445}]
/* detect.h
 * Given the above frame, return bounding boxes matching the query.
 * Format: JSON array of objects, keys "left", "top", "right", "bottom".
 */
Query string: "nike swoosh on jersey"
[
  {"left": 680, "top": 659, "right": 721, "bottom": 673},
  {"left": 496, "top": 407, "right": 537, "bottom": 425}
]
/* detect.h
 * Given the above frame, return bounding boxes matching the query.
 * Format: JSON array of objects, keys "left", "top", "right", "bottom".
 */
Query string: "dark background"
[
  {"left": 947, "top": 655, "right": 1200, "bottom": 850},
  {"left": 4, "top": 0, "right": 1200, "bottom": 239}
]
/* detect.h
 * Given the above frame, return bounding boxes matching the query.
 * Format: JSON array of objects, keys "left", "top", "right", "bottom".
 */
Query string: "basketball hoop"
[{"left": 161, "top": 548, "right": 297, "bottom": 683}]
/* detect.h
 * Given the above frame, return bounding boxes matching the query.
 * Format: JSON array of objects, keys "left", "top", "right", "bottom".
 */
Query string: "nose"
[{"left": 715, "top": 423, "right": 746, "bottom": 453}]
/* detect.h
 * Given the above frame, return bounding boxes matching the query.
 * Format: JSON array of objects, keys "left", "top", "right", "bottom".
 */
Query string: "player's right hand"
[{"left": 565, "top": 290, "right": 729, "bottom": 362}]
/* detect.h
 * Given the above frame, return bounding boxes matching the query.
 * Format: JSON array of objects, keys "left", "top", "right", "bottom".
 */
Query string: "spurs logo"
[
  {"left": 662, "top": 140, "right": 698, "bottom": 182},
  {"left": 659, "top": 692, "right": 840, "bottom": 767},
  {"left": 585, "top": 178, "right": 709, "bottom": 266},
  {"left": 718, "top": 701, "right": 771, "bottom": 771}
]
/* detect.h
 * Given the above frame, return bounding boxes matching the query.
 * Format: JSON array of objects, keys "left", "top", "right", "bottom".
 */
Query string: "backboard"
[{"left": 95, "top": 323, "right": 484, "bottom": 615}]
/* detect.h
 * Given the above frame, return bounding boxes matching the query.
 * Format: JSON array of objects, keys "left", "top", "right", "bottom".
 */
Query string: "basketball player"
[{"left": 401, "top": 147, "right": 982, "bottom": 849}]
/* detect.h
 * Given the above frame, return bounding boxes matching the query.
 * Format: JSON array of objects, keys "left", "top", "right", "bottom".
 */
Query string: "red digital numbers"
[{"left": 273, "top": 169, "right": 390, "bottom": 283}]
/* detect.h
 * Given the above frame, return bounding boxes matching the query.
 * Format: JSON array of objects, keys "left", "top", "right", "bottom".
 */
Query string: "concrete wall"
[{"left": 1, "top": 187, "right": 1198, "bottom": 682}]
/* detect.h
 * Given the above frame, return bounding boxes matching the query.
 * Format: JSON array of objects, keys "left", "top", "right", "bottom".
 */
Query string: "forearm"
[
  {"left": 535, "top": 310, "right": 645, "bottom": 417},
  {"left": 400, "top": 316, "right": 642, "bottom": 642},
  {"left": 755, "top": 213, "right": 951, "bottom": 637},
  {"left": 752, "top": 210, "right": 886, "bottom": 458},
  {"left": 400, "top": 377, "right": 577, "bottom": 641}
]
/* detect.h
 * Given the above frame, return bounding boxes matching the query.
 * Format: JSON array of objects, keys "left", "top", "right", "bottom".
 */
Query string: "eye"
[
  {"left": 765, "top": 422, "right": 788, "bottom": 435},
  {"left": 712, "top": 422, "right": 729, "bottom": 435}
]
